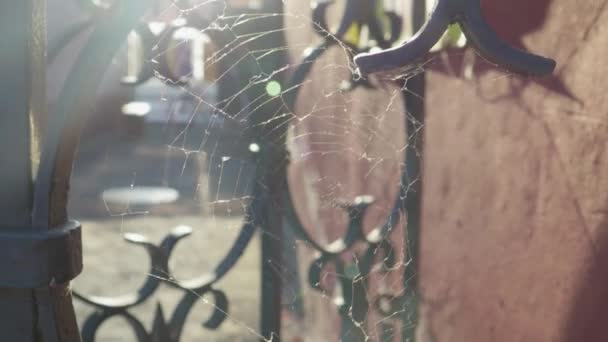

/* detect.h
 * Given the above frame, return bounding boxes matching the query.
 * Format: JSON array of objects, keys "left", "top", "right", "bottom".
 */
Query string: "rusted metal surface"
[{"left": 417, "top": 0, "right": 608, "bottom": 341}]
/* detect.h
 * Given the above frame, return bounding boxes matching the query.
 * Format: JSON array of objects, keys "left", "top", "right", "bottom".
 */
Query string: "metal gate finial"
[{"left": 354, "top": 0, "right": 556, "bottom": 76}]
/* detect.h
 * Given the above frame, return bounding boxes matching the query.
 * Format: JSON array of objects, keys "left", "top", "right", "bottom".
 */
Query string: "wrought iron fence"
[{"left": 0, "top": 0, "right": 555, "bottom": 341}]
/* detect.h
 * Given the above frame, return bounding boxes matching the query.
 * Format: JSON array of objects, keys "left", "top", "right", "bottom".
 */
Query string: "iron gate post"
[
  {"left": 400, "top": 2, "right": 427, "bottom": 341},
  {"left": 0, "top": 0, "right": 83, "bottom": 341},
  {"left": 250, "top": 1, "right": 288, "bottom": 339}
]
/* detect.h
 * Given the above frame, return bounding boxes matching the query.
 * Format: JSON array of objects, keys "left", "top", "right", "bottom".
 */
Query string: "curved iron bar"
[
  {"left": 81, "top": 309, "right": 149, "bottom": 342},
  {"left": 33, "top": 0, "right": 152, "bottom": 227},
  {"left": 75, "top": 201, "right": 259, "bottom": 341},
  {"left": 73, "top": 140, "right": 267, "bottom": 340},
  {"left": 278, "top": 2, "right": 416, "bottom": 340},
  {"left": 284, "top": 0, "right": 405, "bottom": 105},
  {"left": 42, "top": 0, "right": 274, "bottom": 340},
  {"left": 309, "top": 0, "right": 403, "bottom": 89},
  {"left": 283, "top": 191, "right": 404, "bottom": 340},
  {"left": 312, "top": 0, "right": 402, "bottom": 49},
  {"left": 73, "top": 134, "right": 266, "bottom": 340},
  {"left": 285, "top": 0, "right": 409, "bottom": 256},
  {"left": 43, "top": 0, "right": 414, "bottom": 339},
  {"left": 72, "top": 69, "right": 266, "bottom": 342},
  {"left": 283, "top": 191, "right": 402, "bottom": 257},
  {"left": 48, "top": 0, "right": 133, "bottom": 63},
  {"left": 48, "top": 18, "right": 95, "bottom": 63},
  {"left": 354, "top": 0, "right": 557, "bottom": 76},
  {"left": 80, "top": 289, "right": 230, "bottom": 342}
]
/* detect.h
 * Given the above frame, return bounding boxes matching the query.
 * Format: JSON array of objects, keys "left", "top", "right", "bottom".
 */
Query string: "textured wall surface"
[{"left": 418, "top": 0, "right": 608, "bottom": 341}]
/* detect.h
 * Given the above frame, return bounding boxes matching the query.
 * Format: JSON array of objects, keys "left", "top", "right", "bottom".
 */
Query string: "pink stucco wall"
[{"left": 418, "top": 1, "right": 608, "bottom": 341}]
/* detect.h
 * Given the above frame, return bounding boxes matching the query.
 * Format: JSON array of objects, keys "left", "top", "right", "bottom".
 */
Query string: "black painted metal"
[
  {"left": 0, "top": 221, "right": 82, "bottom": 288},
  {"left": 0, "top": 0, "right": 432, "bottom": 342},
  {"left": 258, "top": 145, "right": 288, "bottom": 342},
  {"left": 212, "top": 1, "right": 292, "bottom": 339},
  {"left": 0, "top": 0, "right": 561, "bottom": 340},
  {"left": 0, "top": 0, "right": 83, "bottom": 340},
  {"left": 312, "top": 0, "right": 402, "bottom": 49},
  {"left": 75, "top": 211, "right": 260, "bottom": 341},
  {"left": 44, "top": 0, "right": 288, "bottom": 340},
  {"left": 283, "top": 193, "right": 403, "bottom": 341},
  {"left": 306, "top": 0, "right": 403, "bottom": 90},
  {"left": 354, "top": 0, "right": 557, "bottom": 76},
  {"left": 34, "top": 0, "right": 151, "bottom": 228},
  {"left": 0, "top": 1, "right": 44, "bottom": 340},
  {"left": 278, "top": 1, "right": 420, "bottom": 340},
  {"left": 398, "top": 2, "right": 427, "bottom": 341}
]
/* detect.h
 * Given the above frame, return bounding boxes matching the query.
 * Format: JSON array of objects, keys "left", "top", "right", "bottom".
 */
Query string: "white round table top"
[{"left": 101, "top": 186, "right": 180, "bottom": 205}]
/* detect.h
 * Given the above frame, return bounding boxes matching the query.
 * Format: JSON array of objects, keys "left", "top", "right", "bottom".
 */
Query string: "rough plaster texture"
[{"left": 418, "top": 1, "right": 608, "bottom": 341}]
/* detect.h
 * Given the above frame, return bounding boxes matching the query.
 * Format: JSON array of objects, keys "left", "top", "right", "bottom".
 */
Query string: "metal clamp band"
[{"left": 0, "top": 220, "right": 82, "bottom": 288}]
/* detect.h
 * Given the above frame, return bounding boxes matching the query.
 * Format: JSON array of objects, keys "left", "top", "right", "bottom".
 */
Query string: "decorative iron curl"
[
  {"left": 277, "top": 2, "right": 418, "bottom": 340},
  {"left": 74, "top": 180, "right": 266, "bottom": 341},
  {"left": 295, "top": 0, "right": 404, "bottom": 91},
  {"left": 312, "top": 0, "right": 402, "bottom": 50},
  {"left": 73, "top": 136, "right": 278, "bottom": 341},
  {"left": 46, "top": 0, "right": 273, "bottom": 340},
  {"left": 34, "top": 0, "right": 153, "bottom": 227},
  {"left": 354, "top": 0, "right": 557, "bottom": 76},
  {"left": 283, "top": 192, "right": 406, "bottom": 340}
]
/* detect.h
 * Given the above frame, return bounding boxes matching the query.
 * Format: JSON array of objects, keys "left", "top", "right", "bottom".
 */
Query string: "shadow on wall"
[
  {"left": 563, "top": 213, "right": 608, "bottom": 342},
  {"left": 425, "top": 1, "right": 608, "bottom": 341},
  {"left": 429, "top": 0, "right": 577, "bottom": 103}
]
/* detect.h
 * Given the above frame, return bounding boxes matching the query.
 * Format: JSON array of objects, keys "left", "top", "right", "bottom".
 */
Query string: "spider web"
[{"left": 53, "top": 0, "right": 432, "bottom": 341}]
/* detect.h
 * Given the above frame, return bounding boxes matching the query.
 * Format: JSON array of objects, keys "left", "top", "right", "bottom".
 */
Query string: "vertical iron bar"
[
  {"left": 254, "top": 1, "right": 287, "bottom": 340},
  {"left": 260, "top": 158, "right": 286, "bottom": 342},
  {"left": 0, "top": 0, "right": 39, "bottom": 340},
  {"left": 0, "top": 1, "right": 82, "bottom": 340},
  {"left": 402, "top": 1, "right": 426, "bottom": 341},
  {"left": 0, "top": 0, "right": 36, "bottom": 232}
]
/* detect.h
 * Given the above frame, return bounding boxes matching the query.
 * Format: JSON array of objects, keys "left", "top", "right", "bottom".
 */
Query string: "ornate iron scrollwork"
[
  {"left": 280, "top": 1, "right": 419, "bottom": 340},
  {"left": 288, "top": 0, "right": 403, "bottom": 92},
  {"left": 48, "top": 0, "right": 420, "bottom": 340},
  {"left": 75, "top": 201, "right": 263, "bottom": 341},
  {"left": 283, "top": 193, "right": 406, "bottom": 340},
  {"left": 47, "top": 0, "right": 276, "bottom": 340},
  {"left": 312, "top": 0, "right": 402, "bottom": 50},
  {"left": 354, "top": 0, "right": 557, "bottom": 76}
]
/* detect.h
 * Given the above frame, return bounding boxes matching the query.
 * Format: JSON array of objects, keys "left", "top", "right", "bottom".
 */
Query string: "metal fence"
[{"left": 0, "top": 0, "right": 554, "bottom": 341}]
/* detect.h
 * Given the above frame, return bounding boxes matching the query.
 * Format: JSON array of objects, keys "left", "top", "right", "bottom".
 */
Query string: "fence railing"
[{"left": 0, "top": 0, "right": 554, "bottom": 341}]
